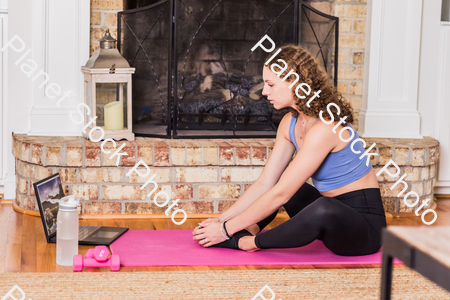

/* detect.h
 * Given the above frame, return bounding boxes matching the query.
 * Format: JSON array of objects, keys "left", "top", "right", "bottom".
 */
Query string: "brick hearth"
[{"left": 12, "top": 134, "right": 439, "bottom": 216}]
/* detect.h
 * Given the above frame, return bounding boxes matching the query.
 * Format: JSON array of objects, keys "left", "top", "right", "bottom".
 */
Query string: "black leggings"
[{"left": 254, "top": 182, "right": 387, "bottom": 256}]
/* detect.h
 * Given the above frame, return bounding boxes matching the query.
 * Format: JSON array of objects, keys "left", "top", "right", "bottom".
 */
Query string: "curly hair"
[{"left": 265, "top": 44, "right": 354, "bottom": 123}]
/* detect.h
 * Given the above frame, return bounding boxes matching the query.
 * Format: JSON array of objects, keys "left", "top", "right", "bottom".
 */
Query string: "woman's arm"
[
  {"left": 224, "top": 121, "right": 339, "bottom": 236},
  {"left": 217, "top": 181, "right": 272, "bottom": 222},
  {"left": 214, "top": 114, "right": 297, "bottom": 222}
]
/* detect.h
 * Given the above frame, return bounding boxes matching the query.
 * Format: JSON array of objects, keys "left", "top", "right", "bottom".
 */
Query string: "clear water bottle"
[{"left": 56, "top": 195, "right": 79, "bottom": 266}]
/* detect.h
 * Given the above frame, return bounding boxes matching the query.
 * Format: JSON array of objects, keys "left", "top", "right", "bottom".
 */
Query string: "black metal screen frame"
[
  {"left": 118, "top": 0, "right": 174, "bottom": 139},
  {"left": 173, "top": 0, "right": 293, "bottom": 139},
  {"left": 300, "top": 3, "right": 339, "bottom": 86},
  {"left": 118, "top": 0, "right": 339, "bottom": 139}
]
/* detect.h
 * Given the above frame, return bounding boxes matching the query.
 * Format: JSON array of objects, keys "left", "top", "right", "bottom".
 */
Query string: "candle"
[{"left": 104, "top": 101, "right": 124, "bottom": 130}]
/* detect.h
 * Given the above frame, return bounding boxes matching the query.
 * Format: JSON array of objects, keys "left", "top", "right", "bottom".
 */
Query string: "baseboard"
[
  {"left": 434, "top": 187, "right": 450, "bottom": 194},
  {"left": 0, "top": 193, "right": 14, "bottom": 204},
  {"left": 12, "top": 201, "right": 40, "bottom": 216},
  {"left": 4, "top": 175, "right": 16, "bottom": 200}
]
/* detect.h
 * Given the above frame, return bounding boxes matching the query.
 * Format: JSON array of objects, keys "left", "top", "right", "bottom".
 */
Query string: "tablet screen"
[{"left": 91, "top": 231, "right": 119, "bottom": 239}]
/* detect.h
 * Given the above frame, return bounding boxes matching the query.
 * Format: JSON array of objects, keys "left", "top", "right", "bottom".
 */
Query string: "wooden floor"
[{"left": 1, "top": 199, "right": 449, "bottom": 273}]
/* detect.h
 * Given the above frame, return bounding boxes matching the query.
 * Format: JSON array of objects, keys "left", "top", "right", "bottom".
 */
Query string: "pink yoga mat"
[{"left": 110, "top": 230, "right": 403, "bottom": 267}]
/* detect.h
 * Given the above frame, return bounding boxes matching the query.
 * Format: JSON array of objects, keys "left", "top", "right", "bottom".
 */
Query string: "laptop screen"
[{"left": 33, "top": 173, "right": 65, "bottom": 240}]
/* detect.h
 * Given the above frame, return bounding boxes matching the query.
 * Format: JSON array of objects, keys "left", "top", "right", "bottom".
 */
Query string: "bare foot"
[
  {"left": 245, "top": 224, "right": 260, "bottom": 235},
  {"left": 238, "top": 236, "right": 260, "bottom": 252}
]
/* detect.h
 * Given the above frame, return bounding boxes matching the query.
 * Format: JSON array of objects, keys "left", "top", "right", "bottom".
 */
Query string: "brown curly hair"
[{"left": 265, "top": 44, "right": 354, "bottom": 123}]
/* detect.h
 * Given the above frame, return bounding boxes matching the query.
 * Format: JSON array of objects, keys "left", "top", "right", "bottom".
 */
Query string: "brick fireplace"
[
  {"left": 91, "top": 0, "right": 368, "bottom": 131},
  {"left": 13, "top": 134, "right": 439, "bottom": 217},
  {"left": 117, "top": 0, "right": 338, "bottom": 138}
]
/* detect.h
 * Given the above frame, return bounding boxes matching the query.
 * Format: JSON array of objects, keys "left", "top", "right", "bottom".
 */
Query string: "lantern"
[{"left": 81, "top": 29, "right": 135, "bottom": 141}]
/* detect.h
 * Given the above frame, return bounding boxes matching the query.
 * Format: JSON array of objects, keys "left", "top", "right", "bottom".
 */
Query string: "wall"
[
  {"left": 90, "top": 0, "right": 123, "bottom": 55},
  {"left": 359, "top": 0, "right": 450, "bottom": 193},
  {"left": 304, "top": 1, "right": 367, "bottom": 129},
  {"left": 330, "top": 0, "right": 366, "bottom": 130},
  {"left": 0, "top": 0, "right": 7, "bottom": 194},
  {"left": 418, "top": 0, "right": 450, "bottom": 194},
  {"left": 4, "top": 0, "right": 35, "bottom": 198},
  {"left": 12, "top": 134, "right": 439, "bottom": 215},
  {"left": 435, "top": 20, "right": 450, "bottom": 194},
  {"left": 4, "top": 0, "right": 34, "bottom": 199},
  {"left": 418, "top": 0, "right": 442, "bottom": 138},
  {"left": 3, "top": 0, "right": 90, "bottom": 199}
]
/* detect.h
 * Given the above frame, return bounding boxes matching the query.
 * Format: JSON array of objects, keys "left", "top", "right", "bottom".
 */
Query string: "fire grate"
[{"left": 118, "top": 0, "right": 338, "bottom": 138}]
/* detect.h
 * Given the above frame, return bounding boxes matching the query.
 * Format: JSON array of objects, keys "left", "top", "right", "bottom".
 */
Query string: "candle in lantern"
[{"left": 104, "top": 101, "right": 124, "bottom": 130}]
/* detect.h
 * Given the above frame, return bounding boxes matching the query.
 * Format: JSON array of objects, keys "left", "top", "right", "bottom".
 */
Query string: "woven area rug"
[{"left": 1, "top": 268, "right": 449, "bottom": 300}]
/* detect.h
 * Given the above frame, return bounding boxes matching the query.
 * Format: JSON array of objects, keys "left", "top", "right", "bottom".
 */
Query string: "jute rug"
[{"left": 1, "top": 268, "right": 449, "bottom": 300}]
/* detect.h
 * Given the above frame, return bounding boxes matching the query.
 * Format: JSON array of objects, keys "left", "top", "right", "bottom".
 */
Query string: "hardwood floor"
[{"left": 1, "top": 199, "right": 449, "bottom": 273}]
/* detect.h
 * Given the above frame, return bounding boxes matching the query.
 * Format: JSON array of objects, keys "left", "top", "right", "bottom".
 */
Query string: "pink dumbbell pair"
[{"left": 73, "top": 245, "right": 120, "bottom": 272}]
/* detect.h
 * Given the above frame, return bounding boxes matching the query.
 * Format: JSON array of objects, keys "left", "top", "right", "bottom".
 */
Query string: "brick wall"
[
  {"left": 12, "top": 134, "right": 439, "bottom": 216},
  {"left": 12, "top": 135, "right": 274, "bottom": 215},
  {"left": 90, "top": 0, "right": 123, "bottom": 56},
  {"left": 309, "top": 0, "right": 366, "bottom": 130},
  {"left": 331, "top": 0, "right": 367, "bottom": 131}
]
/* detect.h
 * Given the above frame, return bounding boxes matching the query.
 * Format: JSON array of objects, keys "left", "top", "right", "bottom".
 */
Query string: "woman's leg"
[
  {"left": 212, "top": 182, "right": 322, "bottom": 250},
  {"left": 255, "top": 182, "right": 322, "bottom": 232},
  {"left": 254, "top": 196, "right": 381, "bottom": 256}
]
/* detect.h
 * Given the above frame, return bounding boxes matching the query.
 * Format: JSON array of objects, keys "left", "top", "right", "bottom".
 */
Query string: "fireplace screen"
[{"left": 118, "top": 0, "right": 338, "bottom": 138}]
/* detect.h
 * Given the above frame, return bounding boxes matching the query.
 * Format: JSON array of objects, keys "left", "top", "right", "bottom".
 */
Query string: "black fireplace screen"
[{"left": 118, "top": 0, "right": 338, "bottom": 138}]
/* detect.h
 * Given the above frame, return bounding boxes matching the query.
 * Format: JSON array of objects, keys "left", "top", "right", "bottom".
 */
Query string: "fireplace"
[{"left": 118, "top": 0, "right": 338, "bottom": 138}]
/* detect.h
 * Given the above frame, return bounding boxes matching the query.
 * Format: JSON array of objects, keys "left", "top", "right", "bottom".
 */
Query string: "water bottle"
[{"left": 56, "top": 195, "right": 79, "bottom": 266}]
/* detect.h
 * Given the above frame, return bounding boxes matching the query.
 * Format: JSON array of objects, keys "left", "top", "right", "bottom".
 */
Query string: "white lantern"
[{"left": 81, "top": 29, "right": 135, "bottom": 141}]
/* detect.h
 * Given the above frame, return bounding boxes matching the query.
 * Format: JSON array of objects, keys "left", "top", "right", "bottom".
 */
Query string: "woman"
[{"left": 192, "top": 45, "right": 387, "bottom": 256}]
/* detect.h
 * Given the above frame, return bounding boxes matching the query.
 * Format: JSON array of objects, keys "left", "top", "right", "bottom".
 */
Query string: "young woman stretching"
[{"left": 192, "top": 45, "right": 387, "bottom": 256}]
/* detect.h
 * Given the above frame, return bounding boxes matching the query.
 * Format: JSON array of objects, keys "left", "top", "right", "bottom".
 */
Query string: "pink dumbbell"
[
  {"left": 85, "top": 246, "right": 110, "bottom": 261},
  {"left": 73, "top": 247, "right": 120, "bottom": 272},
  {"left": 85, "top": 249, "right": 95, "bottom": 259},
  {"left": 73, "top": 254, "right": 120, "bottom": 272}
]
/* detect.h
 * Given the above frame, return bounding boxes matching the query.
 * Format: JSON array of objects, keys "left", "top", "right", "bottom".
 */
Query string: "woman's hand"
[{"left": 192, "top": 221, "right": 225, "bottom": 247}]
